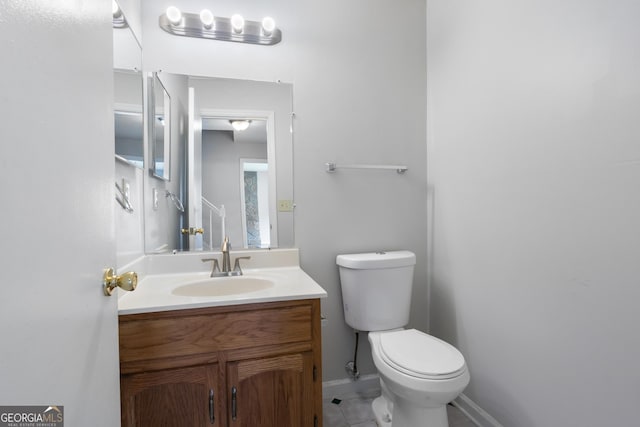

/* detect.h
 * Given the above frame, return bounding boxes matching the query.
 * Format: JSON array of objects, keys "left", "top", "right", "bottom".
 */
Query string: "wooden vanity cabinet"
[
  {"left": 227, "top": 352, "right": 314, "bottom": 426},
  {"left": 120, "top": 364, "right": 219, "bottom": 426},
  {"left": 119, "top": 299, "right": 323, "bottom": 427}
]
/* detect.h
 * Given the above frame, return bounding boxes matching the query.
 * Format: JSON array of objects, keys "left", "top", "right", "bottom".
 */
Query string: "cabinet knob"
[
  {"left": 209, "top": 389, "right": 215, "bottom": 424},
  {"left": 231, "top": 386, "right": 237, "bottom": 420}
]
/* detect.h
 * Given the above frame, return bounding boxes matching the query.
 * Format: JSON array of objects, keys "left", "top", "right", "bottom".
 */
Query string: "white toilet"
[{"left": 337, "top": 251, "right": 470, "bottom": 427}]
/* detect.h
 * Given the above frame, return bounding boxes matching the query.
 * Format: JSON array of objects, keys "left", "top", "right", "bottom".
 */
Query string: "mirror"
[
  {"left": 151, "top": 73, "right": 171, "bottom": 181},
  {"left": 113, "top": 1, "right": 145, "bottom": 268},
  {"left": 113, "top": 3, "right": 143, "bottom": 168},
  {"left": 187, "top": 76, "right": 294, "bottom": 251},
  {"left": 114, "top": 71, "right": 143, "bottom": 167},
  {"left": 143, "top": 74, "right": 294, "bottom": 253}
]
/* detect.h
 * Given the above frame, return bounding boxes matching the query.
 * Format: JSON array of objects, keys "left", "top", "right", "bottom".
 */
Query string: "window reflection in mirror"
[
  {"left": 151, "top": 73, "right": 171, "bottom": 180},
  {"left": 242, "top": 159, "right": 271, "bottom": 248}
]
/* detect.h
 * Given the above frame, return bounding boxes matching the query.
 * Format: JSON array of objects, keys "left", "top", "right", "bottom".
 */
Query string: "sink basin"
[{"left": 172, "top": 276, "right": 275, "bottom": 297}]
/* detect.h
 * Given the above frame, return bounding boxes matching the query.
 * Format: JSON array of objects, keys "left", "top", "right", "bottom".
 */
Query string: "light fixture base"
[{"left": 159, "top": 12, "right": 282, "bottom": 45}]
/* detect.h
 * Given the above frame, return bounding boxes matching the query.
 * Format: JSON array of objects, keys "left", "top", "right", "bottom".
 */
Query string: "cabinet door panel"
[
  {"left": 228, "top": 352, "right": 314, "bottom": 427},
  {"left": 121, "top": 365, "right": 220, "bottom": 427}
]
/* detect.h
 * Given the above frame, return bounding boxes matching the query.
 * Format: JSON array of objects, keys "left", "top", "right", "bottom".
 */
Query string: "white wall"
[
  {"left": 292, "top": 1, "right": 427, "bottom": 380},
  {"left": 142, "top": 0, "right": 427, "bottom": 380},
  {"left": 427, "top": 1, "right": 640, "bottom": 425},
  {"left": 116, "top": 0, "right": 142, "bottom": 43}
]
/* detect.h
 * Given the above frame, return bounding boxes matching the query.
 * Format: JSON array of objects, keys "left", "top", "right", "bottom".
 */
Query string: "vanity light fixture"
[
  {"left": 112, "top": 0, "right": 121, "bottom": 18},
  {"left": 159, "top": 9, "right": 281, "bottom": 45},
  {"left": 112, "top": 0, "right": 127, "bottom": 28},
  {"left": 230, "top": 119, "right": 251, "bottom": 131}
]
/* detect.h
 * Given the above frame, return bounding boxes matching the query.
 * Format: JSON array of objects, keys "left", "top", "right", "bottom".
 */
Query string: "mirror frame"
[{"left": 150, "top": 72, "right": 171, "bottom": 181}]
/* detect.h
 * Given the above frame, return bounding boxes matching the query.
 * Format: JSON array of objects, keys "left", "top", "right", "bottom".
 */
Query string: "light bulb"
[
  {"left": 166, "top": 6, "right": 182, "bottom": 25},
  {"left": 230, "top": 14, "right": 245, "bottom": 34},
  {"left": 261, "top": 17, "right": 276, "bottom": 36},
  {"left": 230, "top": 120, "right": 251, "bottom": 131},
  {"left": 112, "top": 0, "right": 121, "bottom": 18},
  {"left": 200, "top": 9, "right": 214, "bottom": 28}
]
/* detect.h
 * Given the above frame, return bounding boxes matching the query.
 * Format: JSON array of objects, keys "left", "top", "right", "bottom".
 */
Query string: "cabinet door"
[
  {"left": 121, "top": 364, "right": 220, "bottom": 427},
  {"left": 227, "top": 352, "right": 314, "bottom": 427}
]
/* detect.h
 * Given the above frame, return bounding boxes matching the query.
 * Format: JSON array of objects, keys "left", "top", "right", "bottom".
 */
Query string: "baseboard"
[
  {"left": 452, "top": 393, "right": 503, "bottom": 427},
  {"left": 322, "top": 374, "right": 380, "bottom": 400}
]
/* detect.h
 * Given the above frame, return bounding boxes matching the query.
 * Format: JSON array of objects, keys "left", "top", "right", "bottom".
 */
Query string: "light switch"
[{"left": 277, "top": 199, "right": 294, "bottom": 212}]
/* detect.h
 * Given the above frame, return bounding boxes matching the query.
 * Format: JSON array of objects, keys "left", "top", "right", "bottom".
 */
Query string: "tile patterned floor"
[{"left": 323, "top": 391, "right": 477, "bottom": 427}]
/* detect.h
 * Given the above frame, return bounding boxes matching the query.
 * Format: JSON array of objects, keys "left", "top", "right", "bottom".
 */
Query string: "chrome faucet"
[
  {"left": 201, "top": 237, "right": 251, "bottom": 277},
  {"left": 221, "top": 236, "right": 232, "bottom": 274}
]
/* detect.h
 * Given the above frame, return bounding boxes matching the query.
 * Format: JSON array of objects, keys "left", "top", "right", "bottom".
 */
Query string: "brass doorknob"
[{"left": 103, "top": 268, "right": 138, "bottom": 296}]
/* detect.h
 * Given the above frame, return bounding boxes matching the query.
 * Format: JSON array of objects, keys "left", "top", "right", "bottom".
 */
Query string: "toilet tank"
[{"left": 337, "top": 251, "right": 416, "bottom": 332}]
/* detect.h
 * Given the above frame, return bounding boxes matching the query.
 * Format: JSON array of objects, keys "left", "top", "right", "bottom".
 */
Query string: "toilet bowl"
[
  {"left": 337, "top": 251, "right": 470, "bottom": 427},
  {"left": 369, "top": 329, "right": 470, "bottom": 427}
]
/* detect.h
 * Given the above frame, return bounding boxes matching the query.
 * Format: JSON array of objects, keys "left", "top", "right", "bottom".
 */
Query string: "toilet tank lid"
[{"left": 336, "top": 251, "right": 416, "bottom": 269}]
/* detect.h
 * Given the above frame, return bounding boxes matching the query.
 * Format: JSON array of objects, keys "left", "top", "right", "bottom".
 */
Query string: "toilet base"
[
  {"left": 371, "top": 395, "right": 450, "bottom": 427},
  {"left": 372, "top": 396, "right": 392, "bottom": 427}
]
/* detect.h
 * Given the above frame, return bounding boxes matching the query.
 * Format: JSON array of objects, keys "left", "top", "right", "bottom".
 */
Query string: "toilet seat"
[{"left": 379, "top": 329, "right": 466, "bottom": 380}]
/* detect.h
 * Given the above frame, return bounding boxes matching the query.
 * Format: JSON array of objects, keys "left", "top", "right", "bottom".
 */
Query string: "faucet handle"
[
  {"left": 202, "top": 258, "right": 221, "bottom": 277},
  {"left": 232, "top": 256, "right": 251, "bottom": 276}
]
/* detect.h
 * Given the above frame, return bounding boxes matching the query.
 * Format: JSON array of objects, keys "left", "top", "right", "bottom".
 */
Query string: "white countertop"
[{"left": 118, "top": 266, "right": 327, "bottom": 315}]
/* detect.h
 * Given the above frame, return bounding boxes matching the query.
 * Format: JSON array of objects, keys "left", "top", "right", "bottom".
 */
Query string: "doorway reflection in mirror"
[{"left": 201, "top": 118, "right": 270, "bottom": 249}]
